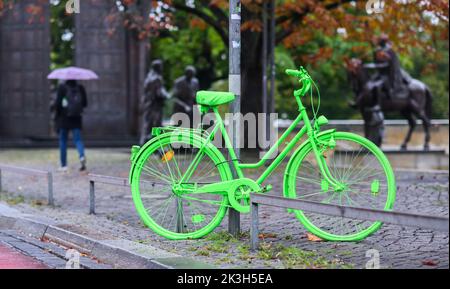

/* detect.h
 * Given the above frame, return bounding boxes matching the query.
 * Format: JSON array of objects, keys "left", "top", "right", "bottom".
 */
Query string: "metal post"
[
  {"left": 47, "top": 172, "right": 54, "bottom": 207},
  {"left": 250, "top": 202, "right": 259, "bottom": 251},
  {"left": 228, "top": 0, "right": 242, "bottom": 237},
  {"left": 262, "top": 0, "right": 268, "bottom": 117},
  {"left": 0, "top": 169, "right": 2, "bottom": 193},
  {"left": 269, "top": 0, "right": 276, "bottom": 117},
  {"left": 262, "top": 0, "right": 269, "bottom": 156},
  {"left": 176, "top": 198, "right": 186, "bottom": 233},
  {"left": 89, "top": 180, "right": 95, "bottom": 215}
]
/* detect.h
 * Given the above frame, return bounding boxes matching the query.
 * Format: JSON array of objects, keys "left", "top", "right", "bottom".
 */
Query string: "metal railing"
[
  {"left": 250, "top": 194, "right": 449, "bottom": 250},
  {"left": 88, "top": 174, "right": 129, "bottom": 215},
  {"left": 0, "top": 164, "right": 54, "bottom": 206}
]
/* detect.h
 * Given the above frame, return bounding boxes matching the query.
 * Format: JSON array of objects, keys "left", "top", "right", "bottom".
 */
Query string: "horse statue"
[{"left": 346, "top": 58, "right": 433, "bottom": 150}]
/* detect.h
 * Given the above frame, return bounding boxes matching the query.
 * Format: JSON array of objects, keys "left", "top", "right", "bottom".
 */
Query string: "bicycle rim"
[
  {"left": 285, "top": 132, "right": 396, "bottom": 241},
  {"left": 130, "top": 134, "right": 232, "bottom": 240}
]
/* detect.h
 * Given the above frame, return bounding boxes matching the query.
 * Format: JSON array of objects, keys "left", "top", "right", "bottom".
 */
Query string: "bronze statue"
[
  {"left": 372, "top": 34, "right": 412, "bottom": 100},
  {"left": 140, "top": 59, "right": 169, "bottom": 145},
  {"left": 347, "top": 40, "right": 433, "bottom": 150},
  {"left": 172, "top": 66, "right": 199, "bottom": 124}
]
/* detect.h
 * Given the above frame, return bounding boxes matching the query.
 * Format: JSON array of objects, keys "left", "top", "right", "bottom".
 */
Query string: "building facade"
[{"left": 0, "top": 0, "right": 145, "bottom": 143}]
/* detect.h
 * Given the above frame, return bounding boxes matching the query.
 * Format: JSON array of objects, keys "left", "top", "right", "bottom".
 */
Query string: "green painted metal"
[
  {"left": 129, "top": 66, "right": 397, "bottom": 241},
  {"left": 371, "top": 179, "right": 380, "bottom": 196},
  {"left": 283, "top": 132, "right": 396, "bottom": 241}
]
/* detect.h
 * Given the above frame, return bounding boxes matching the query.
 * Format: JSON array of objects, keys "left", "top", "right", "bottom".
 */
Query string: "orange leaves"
[
  {"left": 302, "top": 47, "right": 334, "bottom": 65},
  {"left": 209, "top": 0, "right": 229, "bottom": 10},
  {"left": 161, "top": 150, "right": 175, "bottom": 163},
  {"left": 190, "top": 18, "right": 208, "bottom": 30},
  {"left": 283, "top": 30, "right": 312, "bottom": 48},
  {"left": 242, "top": 19, "right": 263, "bottom": 32},
  {"left": 306, "top": 233, "right": 323, "bottom": 242},
  {"left": 121, "top": 0, "right": 136, "bottom": 6},
  {"left": 258, "top": 232, "right": 278, "bottom": 240}
]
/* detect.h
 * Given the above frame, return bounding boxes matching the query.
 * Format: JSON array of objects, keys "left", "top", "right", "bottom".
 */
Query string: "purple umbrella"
[{"left": 47, "top": 66, "right": 99, "bottom": 80}]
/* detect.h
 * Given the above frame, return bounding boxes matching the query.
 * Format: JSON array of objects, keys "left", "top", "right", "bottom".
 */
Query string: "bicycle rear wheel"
[
  {"left": 284, "top": 132, "right": 396, "bottom": 241},
  {"left": 130, "top": 133, "right": 232, "bottom": 240}
]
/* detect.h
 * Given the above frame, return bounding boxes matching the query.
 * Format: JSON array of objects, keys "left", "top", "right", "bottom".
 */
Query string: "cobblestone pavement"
[{"left": 0, "top": 148, "right": 448, "bottom": 269}]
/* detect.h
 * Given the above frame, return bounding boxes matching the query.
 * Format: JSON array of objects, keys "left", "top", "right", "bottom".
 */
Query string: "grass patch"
[
  {"left": 2, "top": 194, "right": 25, "bottom": 205},
  {"left": 257, "top": 242, "right": 353, "bottom": 269},
  {"left": 196, "top": 249, "right": 211, "bottom": 257},
  {"left": 205, "top": 231, "right": 238, "bottom": 242},
  {"left": 237, "top": 245, "right": 253, "bottom": 261},
  {"left": 203, "top": 242, "right": 229, "bottom": 253}
]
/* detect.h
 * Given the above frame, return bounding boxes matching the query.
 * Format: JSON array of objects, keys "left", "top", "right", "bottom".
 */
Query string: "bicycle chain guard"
[{"left": 227, "top": 179, "right": 261, "bottom": 213}]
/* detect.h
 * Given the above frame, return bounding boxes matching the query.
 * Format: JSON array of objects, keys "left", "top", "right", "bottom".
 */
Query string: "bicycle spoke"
[
  {"left": 133, "top": 136, "right": 228, "bottom": 238},
  {"left": 290, "top": 134, "right": 393, "bottom": 240}
]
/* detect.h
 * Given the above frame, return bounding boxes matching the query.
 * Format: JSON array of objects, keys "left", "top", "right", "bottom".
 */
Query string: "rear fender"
[{"left": 129, "top": 131, "right": 230, "bottom": 185}]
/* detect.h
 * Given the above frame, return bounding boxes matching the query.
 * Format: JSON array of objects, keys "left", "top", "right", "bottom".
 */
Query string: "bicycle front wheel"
[
  {"left": 284, "top": 132, "right": 396, "bottom": 241},
  {"left": 130, "top": 133, "right": 233, "bottom": 240}
]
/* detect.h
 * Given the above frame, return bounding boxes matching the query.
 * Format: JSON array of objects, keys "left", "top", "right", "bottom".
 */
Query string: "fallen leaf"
[
  {"left": 258, "top": 233, "right": 277, "bottom": 239},
  {"left": 306, "top": 233, "right": 323, "bottom": 242},
  {"left": 162, "top": 150, "right": 174, "bottom": 162},
  {"left": 422, "top": 259, "right": 438, "bottom": 266}
]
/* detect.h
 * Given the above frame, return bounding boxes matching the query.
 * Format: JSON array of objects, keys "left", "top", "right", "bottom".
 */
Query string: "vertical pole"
[
  {"left": 250, "top": 201, "right": 259, "bottom": 251},
  {"left": 176, "top": 198, "right": 185, "bottom": 233},
  {"left": 0, "top": 169, "right": 2, "bottom": 194},
  {"left": 47, "top": 172, "right": 54, "bottom": 207},
  {"left": 228, "top": 0, "right": 242, "bottom": 237},
  {"left": 89, "top": 180, "right": 95, "bottom": 215},
  {"left": 269, "top": 0, "right": 276, "bottom": 118},
  {"left": 262, "top": 1, "right": 269, "bottom": 156}
]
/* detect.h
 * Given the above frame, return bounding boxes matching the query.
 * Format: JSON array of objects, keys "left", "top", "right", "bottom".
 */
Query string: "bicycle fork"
[{"left": 308, "top": 132, "right": 345, "bottom": 192}]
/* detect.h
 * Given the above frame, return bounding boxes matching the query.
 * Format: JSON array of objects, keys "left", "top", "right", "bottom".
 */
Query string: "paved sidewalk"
[
  {"left": 0, "top": 242, "right": 48, "bottom": 269},
  {"left": 0, "top": 229, "right": 113, "bottom": 269},
  {"left": 0, "top": 148, "right": 448, "bottom": 269}
]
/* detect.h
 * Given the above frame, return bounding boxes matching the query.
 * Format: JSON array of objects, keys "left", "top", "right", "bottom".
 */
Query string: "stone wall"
[{"left": 0, "top": 0, "right": 50, "bottom": 138}]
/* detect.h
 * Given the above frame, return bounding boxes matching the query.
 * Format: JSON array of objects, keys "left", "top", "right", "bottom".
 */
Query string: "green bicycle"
[{"left": 129, "top": 67, "right": 396, "bottom": 241}]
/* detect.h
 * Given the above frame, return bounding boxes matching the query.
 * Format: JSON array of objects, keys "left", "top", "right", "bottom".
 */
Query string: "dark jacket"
[{"left": 55, "top": 81, "right": 88, "bottom": 130}]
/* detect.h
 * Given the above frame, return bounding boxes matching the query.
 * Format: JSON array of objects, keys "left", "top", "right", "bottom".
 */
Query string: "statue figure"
[
  {"left": 372, "top": 34, "right": 412, "bottom": 100},
  {"left": 347, "top": 51, "right": 433, "bottom": 150},
  {"left": 172, "top": 66, "right": 199, "bottom": 124},
  {"left": 140, "top": 59, "right": 169, "bottom": 145}
]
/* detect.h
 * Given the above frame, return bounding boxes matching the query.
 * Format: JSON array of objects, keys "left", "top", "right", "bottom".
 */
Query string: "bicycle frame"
[
  {"left": 130, "top": 66, "right": 396, "bottom": 240},
  {"left": 180, "top": 100, "right": 342, "bottom": 191}
]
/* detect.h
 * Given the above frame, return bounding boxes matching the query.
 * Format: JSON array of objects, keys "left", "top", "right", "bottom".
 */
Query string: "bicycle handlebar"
[
  {"left": 285, "top": 69, "right": 303, "bottom": 78},
  {"left": 285, "top": 66, "right": 313, "bottom": 99}
]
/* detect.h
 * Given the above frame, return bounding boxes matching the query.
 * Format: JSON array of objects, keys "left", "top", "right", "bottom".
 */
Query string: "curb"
[
  {"left": 0, "top": 204, "right": 214, "bottom": 269},
  {"left": 0, "top": 230, "right": 112, "bottom": 269}
]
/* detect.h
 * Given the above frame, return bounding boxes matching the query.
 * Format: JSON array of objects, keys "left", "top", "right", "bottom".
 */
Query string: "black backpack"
[{"left": 66, "top": 85, "right": 84, "bottom": 117}]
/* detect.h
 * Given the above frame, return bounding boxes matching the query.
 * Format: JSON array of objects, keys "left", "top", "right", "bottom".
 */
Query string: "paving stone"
[{"left": 0, "top": 149, "right": 448, "bottom": 269}]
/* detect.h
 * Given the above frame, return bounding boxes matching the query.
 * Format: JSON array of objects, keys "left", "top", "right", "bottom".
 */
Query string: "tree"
[
  {"left": 2, "top": 0, "right": 448, "bottom": 119},
  {"left": 162, "top": 0, "right": 448, "bottom": 120}
]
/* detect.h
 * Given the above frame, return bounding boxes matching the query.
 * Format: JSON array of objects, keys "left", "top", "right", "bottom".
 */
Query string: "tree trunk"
[{"left": 241, "top": 8, "right": 263, "bottom": 150}]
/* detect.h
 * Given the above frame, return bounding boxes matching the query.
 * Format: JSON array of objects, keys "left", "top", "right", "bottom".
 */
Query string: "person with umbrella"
[{"left": 48, "top": 67, "right": 98, "bottom": 172}]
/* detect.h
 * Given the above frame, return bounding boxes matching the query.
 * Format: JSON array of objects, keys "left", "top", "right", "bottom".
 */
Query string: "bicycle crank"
[
  {"left": 227, "top": 178, "right": 261, "bottom": 213},
  {"left": 186, "top": 178, "right": 262, "bottom": 213}
]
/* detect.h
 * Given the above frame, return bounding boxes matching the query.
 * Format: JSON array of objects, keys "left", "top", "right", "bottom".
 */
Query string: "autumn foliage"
[{"left": 1, "top": 0, "right": 447, "bottom": 64}]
